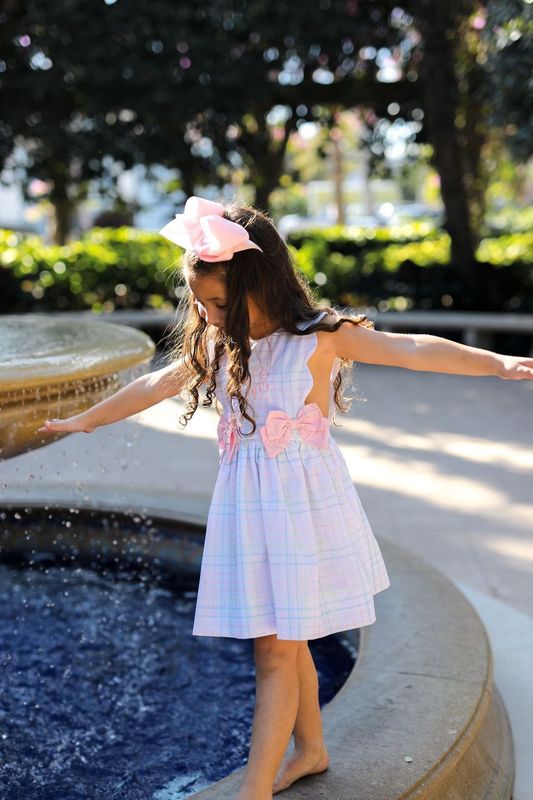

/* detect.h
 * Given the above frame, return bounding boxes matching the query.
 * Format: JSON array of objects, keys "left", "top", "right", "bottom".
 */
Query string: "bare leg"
[
  {"left": 292, "top": 641, "right": 327, "bottom": 751},
  {"left": 236, "top": 634, "right": 301, "bottom": 800},
  {"left": 272, "top": 642, "right": 329, "bottom": 794}
]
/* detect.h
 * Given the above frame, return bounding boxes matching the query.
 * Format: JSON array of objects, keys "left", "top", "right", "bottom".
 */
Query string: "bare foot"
[{"left": 272, "top": 746, "right": 329, "bottom": 794}]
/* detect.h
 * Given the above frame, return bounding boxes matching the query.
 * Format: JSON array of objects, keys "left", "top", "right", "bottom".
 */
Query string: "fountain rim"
[
  {"left": 0, "top": 502, "right": 514, "bottom": 800},
  {"left": 0, "top": 315, "right": 156, "bottom": 390}
]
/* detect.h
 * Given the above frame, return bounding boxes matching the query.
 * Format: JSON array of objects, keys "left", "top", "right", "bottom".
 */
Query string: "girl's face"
[
  {"left": 186, "top": 270, "right": 276, "bottom": 338},
  {"left": 187, "top": 271, "right": 228, "bottom": 330}
]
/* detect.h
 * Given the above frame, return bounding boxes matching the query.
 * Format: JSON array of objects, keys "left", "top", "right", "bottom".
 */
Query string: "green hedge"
[
  {"left": 287, "top": 220, "right": 442, "bottom": 252},
  {"left": 0, "top": 227, "right": 181, "bottom": 313},
  {"left": 1, "top": 225, "right": 532, "bottom": 315},
  {"left": 290, "top": 228, "right": 532, "bottom": 312}
]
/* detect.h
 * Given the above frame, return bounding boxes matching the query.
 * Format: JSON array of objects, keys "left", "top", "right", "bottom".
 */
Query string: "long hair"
[{"left": 163, "top": 198, "right": 374, "bottom": 435}]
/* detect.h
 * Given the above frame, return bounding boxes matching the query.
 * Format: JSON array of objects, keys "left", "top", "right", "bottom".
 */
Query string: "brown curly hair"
[{"left": 163, "top": 198, "right": 374, "bottom": 435}]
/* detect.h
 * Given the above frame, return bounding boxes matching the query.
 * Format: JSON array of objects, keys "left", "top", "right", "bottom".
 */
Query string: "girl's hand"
[
  {"left": 37, "top": 415, "right": 95, "bottom": 434},
  {"left": 498, "top": 355, "right": 533, "bottom": 380}
]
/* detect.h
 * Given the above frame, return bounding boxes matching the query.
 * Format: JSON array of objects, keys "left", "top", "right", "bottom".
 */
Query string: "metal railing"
[
  {"left": 6, "top": 308, "right": 533, "bottom": 354},
  {"left": 370, "top": 310, "right": 533, "bottom": 354}
]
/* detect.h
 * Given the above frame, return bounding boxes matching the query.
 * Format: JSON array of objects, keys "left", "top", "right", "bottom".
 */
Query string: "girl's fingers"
[
  {"left": 511, "top": 365, "right": 533, "bottom": 380},
  {"left": 500, "top": 358, "right": 533, "bottom": 380},
  {"left": 37, "top": 419, "right": 63, "bottom": 432}
]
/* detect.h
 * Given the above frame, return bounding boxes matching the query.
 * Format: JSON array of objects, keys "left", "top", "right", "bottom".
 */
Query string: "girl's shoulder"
[{"left": 291, "top": 310, "right": 341, "bottom": 368}]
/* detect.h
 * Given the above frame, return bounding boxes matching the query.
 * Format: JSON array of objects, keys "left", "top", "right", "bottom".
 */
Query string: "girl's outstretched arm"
[
  {"left": 332, "top": 322, "right": 533, "bottom": 380},
  {"left": 38, "top": 358, "right": 193, "bottom": 435}
]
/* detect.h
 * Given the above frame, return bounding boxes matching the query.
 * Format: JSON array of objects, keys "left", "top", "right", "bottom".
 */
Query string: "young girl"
[{"left": 39, "top": 196, "right": 533, "bottom": 800}]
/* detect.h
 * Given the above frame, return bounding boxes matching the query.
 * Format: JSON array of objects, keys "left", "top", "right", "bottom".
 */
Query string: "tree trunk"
[
  {"left": 462, "top": 62, "right": 489, "bottom": 239},
  {"left": 330, "top": 128, "right": 345, "bottom": 225},
  {"left": 361, "top": 146, "right": 374, "bottom": 215},
  {"left": 413, "top": 1, "right": 478, "bottom": 286},
  {"left": 47, "top": 165, "right": 76, "bottom": 244},
  {"left": 51, "top": 195, "right": 73, "bottom": 245},
  {"left": 181, "top": 172, "right": 196, "bottom": 200},
  {"left": 251, "top": 114, "right": 297, "bottom": 212}
]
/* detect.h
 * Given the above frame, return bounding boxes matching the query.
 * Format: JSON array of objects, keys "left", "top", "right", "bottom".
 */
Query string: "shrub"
[
  {"left": 1, "top": 225, "right": 531, "bottom": 315},
  {"left": 0, "top": 227, "right": 182, "bottom": 313}
]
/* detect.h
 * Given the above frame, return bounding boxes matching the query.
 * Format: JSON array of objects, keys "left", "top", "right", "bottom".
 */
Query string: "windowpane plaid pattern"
[{"left": 193, "top": 311, "right": 390, "bottom": 640}]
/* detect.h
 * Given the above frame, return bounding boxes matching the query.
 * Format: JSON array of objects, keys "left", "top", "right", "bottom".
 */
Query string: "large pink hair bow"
[
  {"left": 260, "top": 403, "right": 329, "bottom": 458},
  {"left": 159, "top": 196, "right": 263, "bottom": 262}
]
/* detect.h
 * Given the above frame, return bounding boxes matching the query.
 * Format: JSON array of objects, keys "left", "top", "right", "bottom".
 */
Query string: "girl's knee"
[{"left": 253, "top": 634, "right": 303, "bottom": 670}]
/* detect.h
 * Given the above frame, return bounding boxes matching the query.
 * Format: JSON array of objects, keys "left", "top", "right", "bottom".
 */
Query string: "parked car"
[
  {"left": 344, "top": 212, "right": 388, "bottom": 228},
  {"left": 278, "top": 203, "right": 444, "bottom": 236},
  {"left": 387, "top": 203, "right": 444, "bottom": 224},
  {"left": 277, "top": 214, "right": 332, "bottom": 237}
]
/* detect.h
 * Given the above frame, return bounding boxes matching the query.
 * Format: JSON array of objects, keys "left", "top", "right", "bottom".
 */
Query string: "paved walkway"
[{"left": 1, "top": 362, "right": 532, "bottom": 798}]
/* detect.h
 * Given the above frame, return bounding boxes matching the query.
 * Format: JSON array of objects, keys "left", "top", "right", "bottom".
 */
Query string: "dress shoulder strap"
[{"left": 294, "top": 310, "right": 328, "bottom": 331}]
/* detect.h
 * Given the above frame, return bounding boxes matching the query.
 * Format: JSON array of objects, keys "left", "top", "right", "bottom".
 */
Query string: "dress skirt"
[{"left": 192, "top": 432, "right": 391, "bottom": 641}]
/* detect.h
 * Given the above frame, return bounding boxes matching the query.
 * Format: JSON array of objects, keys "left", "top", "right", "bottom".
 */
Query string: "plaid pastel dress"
[{"left": 192, "top": 310, "right": 391, "bottom": 641}]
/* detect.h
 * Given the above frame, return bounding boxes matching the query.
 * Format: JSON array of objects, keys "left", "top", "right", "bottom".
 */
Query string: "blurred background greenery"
[{"left": 0, "top": 0, "right": 531, "bottom": 321}]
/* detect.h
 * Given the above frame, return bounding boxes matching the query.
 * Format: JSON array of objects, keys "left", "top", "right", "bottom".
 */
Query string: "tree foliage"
[
  {"left": 0, "top": 0, "right": 409, "bottom": 224},
  {"left": 482, "top": 0, "right": 533, "bottom": 162},
  {"left": 0, "top": 0, "right": 530, "bottom": 287}
]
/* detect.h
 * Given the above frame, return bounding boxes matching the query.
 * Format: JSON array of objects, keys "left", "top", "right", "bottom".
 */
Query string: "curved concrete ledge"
[
  {"left": 0, "top": 316, "right": 155, "bottom": 389},
  {"left": 0, "top": 316, "right": 155, "bottom": 458},
  {"left": 189, "top": 538, "right": 514, "bottom": 800},
  {"left": 0, "top": 504, "right": 514, "bottom": 799}
]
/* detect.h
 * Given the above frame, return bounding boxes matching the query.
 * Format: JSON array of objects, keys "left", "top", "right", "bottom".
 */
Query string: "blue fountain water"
[{"left": 0, "top": 559, "right": 357, "bottom": 800}]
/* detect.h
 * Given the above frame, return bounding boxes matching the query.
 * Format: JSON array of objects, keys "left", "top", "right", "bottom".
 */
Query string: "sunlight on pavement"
[
  {"left": 133, "top": 397, "right": 217, "bottom": 440},
  {"left": 333, "top": 415, "right": 533, "bottom": 471}
]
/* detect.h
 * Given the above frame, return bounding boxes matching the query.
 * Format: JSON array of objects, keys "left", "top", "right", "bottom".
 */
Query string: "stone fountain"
[
  {"left": 0, "top": 314, "right": 155, "bottom": 459},
  {"left": 0, "top": 312, "right": 358, "bottom": 798},
  {"left": 0, "top": 312, "right": 515, "bottom": 800}
]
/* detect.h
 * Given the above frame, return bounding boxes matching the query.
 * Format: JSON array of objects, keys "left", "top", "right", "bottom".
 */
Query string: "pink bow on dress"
[
  {"left": 260, "top": 403, "right": 329, "bottom": 458},
  {"left": 159, "top": 196, "right": 263, "bottom": 262},
  {"left": 217, "top": 414, "right": 239, "bottom": 462}
]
